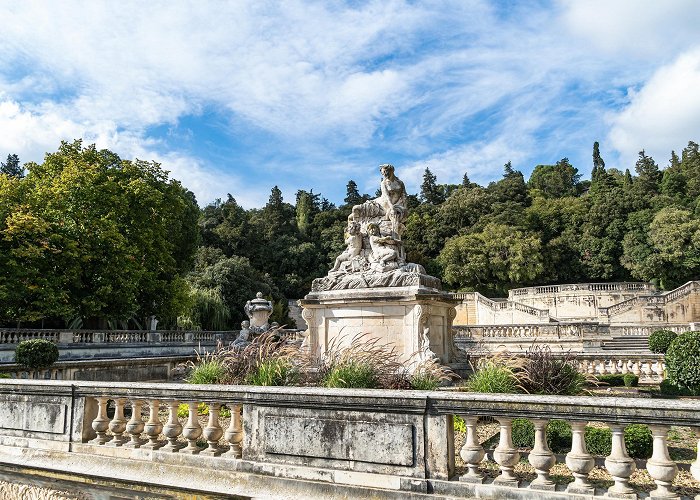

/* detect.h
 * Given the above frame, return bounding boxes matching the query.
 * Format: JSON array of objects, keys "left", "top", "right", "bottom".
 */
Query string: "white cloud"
[{"left": 608, "top": 48, "right": 700, "bottom": 167}]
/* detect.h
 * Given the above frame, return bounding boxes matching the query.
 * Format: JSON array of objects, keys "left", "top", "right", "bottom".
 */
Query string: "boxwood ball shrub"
[
  {"left": 14, "top": 339, "right": 59, "bottom": 370},
  {"left": 648, "top": 330, "right": 678, "bottom": 354},
  {"left": 623, "top": 373, "right": 639, "bottom": 387},
  {"left": 665, "top": 331, "right": 700, "bottom": 393}
]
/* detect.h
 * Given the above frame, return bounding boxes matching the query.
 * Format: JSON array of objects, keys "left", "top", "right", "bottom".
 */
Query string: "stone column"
[
  {"left": 90, "top": 397, "right": 111, "bottom": 445},
  {"left": 605, "top": 424, "right": 637, "bottom": 498},
  {"left": 108, "top": 398, "right": 129, "bottom": 446},
  {"left": 646, "top": 425, "right": 679, "bottom": 499},
  {"left": 181, "top": 401, "right": 203, "bottom": 454},
  {"left": 459, "top": 416, "right": 485, "bottom": 483},
  {"left": 224, "top": 404, "right": 243, "bottom": 458},
  {"left": 200, "top": 403, "right": 224, "bottom": 456},
  {"left": 565, "top": 421, "right": 595, "bottom": 495},
  {"left": 493, "top": 418, "right": 520, "bottom": 487},
  {"left": 529, "top": 419, "right": 555, "bottom": 490},
  {"left": 162, "top": 401, "right": 183, "bottom": 452},
  {"left": 124, "top": 399, "right": 145, "bottom": 448},
  {"left": 142, "top": 400, "right": 163, "bottom": 449}
]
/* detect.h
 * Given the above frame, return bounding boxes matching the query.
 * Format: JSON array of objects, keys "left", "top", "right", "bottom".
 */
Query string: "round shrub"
[
  {"left": 584, "top": 427, "right": 612, "bottom": 456},
  {"left": 509, "top": 419, "right": 572, "bottom": 453},
  {"left": 648, "top": 330, "right": 678, "bottom": 354},
  {"left": 14, "top": 339, "right": 59, "bottom": 370},
  {"left": 511, "top": 418, "right": 534, "bottom": 448},
  {"left": 623, "top": 373, "right": 639, "bottom": 387},
  {"left": 665, "top": 331, "right": 700, "bottom": 392},
  {"left": 624, "top": 424, "right": 652, "bottom": 459},
  {"left": 596, "top": 374, "right": 626, "bottom": 387}
]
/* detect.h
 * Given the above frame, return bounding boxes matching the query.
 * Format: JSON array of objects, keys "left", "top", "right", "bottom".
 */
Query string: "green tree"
[
  {"left": 344, "top": 180, "right": 364, "bottom": 206},
  {"left": 0, "top": 154, "right": 22, "bottom": 178},
  {"left": 420, "top": 167, "right": 445, "bottom": 205},
  {"left": 438, "top": 223, "right": 544, "bottom": 293},
  {"left": 528, "top": 158, "right": 581, "bottom": 198},
  {"left": 0, "top": 140, "right": 198, "bottom": 326}
]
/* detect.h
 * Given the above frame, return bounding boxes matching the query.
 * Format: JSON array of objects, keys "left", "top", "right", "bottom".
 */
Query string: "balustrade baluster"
[
  {"left": 605, "top": 424, "right": 637, "bottom": 498},
  {"left": 142, "top": 400, "right": 163, "bottom": 449},
  {"left": 523, "top": 419, "right": 554, "bottom": 490},
  {"left": 493, "top": 418, "right": 520, "bottom": 487},
  {"left": 108, "top": 398, "right": 129, "bottom": 446},
  {"left": 224, "top": 404, "right": 243, "bottom": 458},
  {"left": 201, "top": 402, "right": 224, "bottom": 456},
  {"left": 458, "top": 416, "right": 484, "bottom": 483},
  {"left": 90, "top": 397, "right": 111, "bottom": 445},
  {"left": 182, "top": 401, "right": 203, "bottom": 454},
  {"left": 162, "top": 401, "right": 184, "bottom": 452},
  {"left": 565, "top": 421, "right": 595, "bottom": 495},
  {"left": 632, "top": 361, "right": 642, "bottom": 377},
  {"left": 646, "top": 425, "right": 679, "bottom": 499},
  {"left": 124, "top": 400, "right": 145, "bottom": 448}
]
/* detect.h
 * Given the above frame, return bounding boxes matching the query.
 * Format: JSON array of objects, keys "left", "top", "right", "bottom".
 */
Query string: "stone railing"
[
  {"left": 609, "top": 324, "right": 692, "bottom": 336},
  {"left": 509, "top": 282, "right": 655, "bottom": 298},
  {"left": 1, "top": 380, "right": 699, "bottom": 499},
  {"left": 0, "top": 328, "right": 238, "bottom": 345},
  {"left": 599, "top": 281, "right": 700, "bottom": 319},
  {"left": 453, "top": 323, "right": 591, "bottom": 339},
  {"left": 474, "top": 294, "right": 551, "bottom": 320}
]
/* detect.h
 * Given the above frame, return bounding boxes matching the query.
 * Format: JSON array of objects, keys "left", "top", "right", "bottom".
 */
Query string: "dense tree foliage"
[
  {"left": 0, "top": 141, "right": 199, "bottom": 328},
  {"left": 2, "top": 138, "right": 699, "bottom": 329}
]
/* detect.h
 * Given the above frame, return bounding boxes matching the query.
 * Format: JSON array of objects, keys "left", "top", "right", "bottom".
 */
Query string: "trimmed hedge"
[
  {"left": 14, "top": 339, "right": 59, "bottom": 370},
  {"left": 508, "top": 419, "right": 652, "bottom": 458},
  {"left": 596, "top": 374, "right": 626, "bottom": 387},
  {"left": 666, "top": 331, "right": 700, "bottom": 393},
  {"left": 623, "top": 373, "right": 639, "bottom": 387},
  {"left": 648, "top": 330, "right": 678, "bottom": 354}
]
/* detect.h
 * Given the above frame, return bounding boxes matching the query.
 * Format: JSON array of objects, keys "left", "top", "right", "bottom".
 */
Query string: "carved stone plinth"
[{"left": 299, "top": 286, "right": 458, "bottom": 366}]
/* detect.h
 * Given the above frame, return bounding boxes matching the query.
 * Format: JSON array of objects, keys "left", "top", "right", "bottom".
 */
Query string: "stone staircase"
[{"left": 600, "top": 335, "right": 650, "bottom": 351}]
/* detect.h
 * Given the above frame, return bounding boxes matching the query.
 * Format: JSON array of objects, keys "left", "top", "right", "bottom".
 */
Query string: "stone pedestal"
[{"left": 299, "top": 286, "right": 458, "bottom": 365}]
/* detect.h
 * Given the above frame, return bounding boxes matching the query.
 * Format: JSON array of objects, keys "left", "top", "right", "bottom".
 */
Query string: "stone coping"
[{"left": 2, "top": 379, "right": 699, "bottom": 425}]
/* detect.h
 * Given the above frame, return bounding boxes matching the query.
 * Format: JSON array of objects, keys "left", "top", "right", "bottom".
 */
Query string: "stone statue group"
[{"left": 312, "top": 164, "right": 440, "bottom": 292}]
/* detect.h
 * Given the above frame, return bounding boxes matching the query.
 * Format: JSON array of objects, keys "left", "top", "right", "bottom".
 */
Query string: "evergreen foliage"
[
  {"left": 648, "top": 330, "right": 678, "bottom": 354},
  {"left": 665, "top": 331, "right": 700, "bottom": 393},
  {"left": 14, "top": 339, "right": 59, "bottom": 370}
]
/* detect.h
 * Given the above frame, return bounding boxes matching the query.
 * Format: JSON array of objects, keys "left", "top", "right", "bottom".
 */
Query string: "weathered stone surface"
[
  {"left": 264, "top": 415, "right": 414, "bottom": 466},
  {"left": 0, "top": 399, "right": 66, "bottom": 434}
]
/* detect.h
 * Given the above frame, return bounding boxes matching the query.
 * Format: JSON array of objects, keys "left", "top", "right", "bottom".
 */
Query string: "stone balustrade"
[
  {"left": 453, "top": 322, "right": 598, "bottom": 339},
  {"left": 0, "top": 328, "right": 238, "bottom": 345},
  {"left": 509, "top": 282, "right": 656, "bottom": 298},
  {"left": 1, "top": 380, "right": 699, "bottom": 498}
]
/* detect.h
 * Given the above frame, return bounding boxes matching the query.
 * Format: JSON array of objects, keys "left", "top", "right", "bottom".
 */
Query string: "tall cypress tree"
[{"left": 0, "top": 154, "right": 22, "bottom": 178}]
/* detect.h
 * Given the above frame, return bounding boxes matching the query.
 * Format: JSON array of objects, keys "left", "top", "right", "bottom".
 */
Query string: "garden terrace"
[{"left": 1, "top": 379, "right": 699, "bottom": 499}]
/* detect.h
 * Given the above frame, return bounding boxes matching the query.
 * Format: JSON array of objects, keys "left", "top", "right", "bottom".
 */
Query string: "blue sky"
[{"left": 1, "top": 0, "right": 699, "bottom": 207}]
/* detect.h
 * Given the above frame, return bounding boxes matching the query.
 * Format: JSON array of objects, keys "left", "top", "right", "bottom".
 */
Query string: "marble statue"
[{"left": 311, "top": 164, "right": 441, "bottom": 291}]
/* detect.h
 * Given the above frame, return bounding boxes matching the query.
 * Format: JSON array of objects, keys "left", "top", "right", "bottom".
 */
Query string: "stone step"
[{"left": 601, "top": 336, "right": 650, "bottom": 351}]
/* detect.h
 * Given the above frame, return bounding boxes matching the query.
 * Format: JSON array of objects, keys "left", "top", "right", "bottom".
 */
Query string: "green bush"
[
  {"left": 510, "top": 419, "right": 572, "bottom": 453},
  {"left": 453, "top": 415, "right": 466, "bottom": 433},
  {"left": 659, "top": 379, "right": 695, "bottom": 396},
  {"left": 583, "top": 425, "right": 652, "bottom": 458},
  {"left": 466, "top": 364, "right": 518, "bottom": 394},
  {"left": 624, "top": 424, "right": 653, "bottom": 459},
  {"left": 0, "top": 373, "right": 10, "bottom": 379},
  {"left": 14, "top": 339, "right": 59, "bottom": 370},
  {"left": 322, "top": 361, "right": 378, "bottom": 389},
  {"left": 666, "top": 331, "right": 700, "bottom": 392},
  {"left": 246, "top": 357, "right": 298, "bottom": 386},
  {"left": 648, "top": 330, "right": 678, "bottom": 354},
  {"left": 623, "top": 373, "right": 639, "bottom": 387},
  {"left": 177, "top": 402, "right": 232, "bottom": 418},
  {"left": 186, "top": 359, "right": 226, "bottom": 384},
  {"left": 584, "top": 427, "right": 611, "bottom": 455},
  {"left": 596, "top": 374, "right": 626, "bottom": 387}
]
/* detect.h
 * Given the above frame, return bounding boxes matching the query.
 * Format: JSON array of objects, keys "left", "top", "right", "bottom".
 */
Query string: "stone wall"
[{"left": 2, "top": 379, "right": 700, "bottom": 499}]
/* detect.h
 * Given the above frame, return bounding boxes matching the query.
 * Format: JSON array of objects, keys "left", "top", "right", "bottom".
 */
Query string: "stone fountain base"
[{"left": 299, "top": 286, "right": 458, "bottom": 366}]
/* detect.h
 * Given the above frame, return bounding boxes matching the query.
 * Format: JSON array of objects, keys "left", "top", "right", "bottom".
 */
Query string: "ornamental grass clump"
[
  {"left": 514, "top": 344, "right": 590, "bottom": 396},
  {"left": 409, "top": 358, "right": 456, "bottom": 390},
  {"left": 313, "top": 333, "right": 403, "bottom": 389},
  {"left": 185, "top": 356, "right": 227, "bottom": 384},
  {"left": 14, "top": 339, "right": 59, "bottom": 371},
  {"left": 465, "top": 355, "right": 519, "bottom": 394}
]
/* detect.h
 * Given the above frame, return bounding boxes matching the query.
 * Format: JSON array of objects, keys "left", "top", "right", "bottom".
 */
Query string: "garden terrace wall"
[{"left": 1, "top": 380, "right": 700, "bottom": 499}]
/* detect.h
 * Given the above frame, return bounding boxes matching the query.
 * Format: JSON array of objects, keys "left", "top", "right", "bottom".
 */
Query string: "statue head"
[
  {"left": 379, "top": 164, "right": 395, "bottom": 178},
  {"left": 367, "top": 223, "right": 380, "bottom": 235},
  {"left": 347, "top": 221, "right": 360, "bottom": 234}
]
